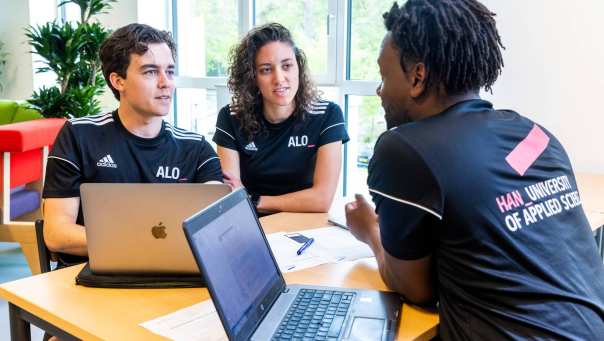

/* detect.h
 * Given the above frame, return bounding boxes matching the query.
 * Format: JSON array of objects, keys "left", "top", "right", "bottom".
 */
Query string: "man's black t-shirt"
[
  {"left": 213, "top": 101, "right": 349, "bottom": 197},
  {"left": 368, "top": 100, "right": 604, "bottom": 340},
  {"left": 43, "top": 111, "right": 222, "bottom": 264}
]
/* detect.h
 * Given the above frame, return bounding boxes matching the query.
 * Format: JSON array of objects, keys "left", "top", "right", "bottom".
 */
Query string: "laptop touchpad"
[{"left": 348, "top": 317, "right": 385, "bottom": 340}]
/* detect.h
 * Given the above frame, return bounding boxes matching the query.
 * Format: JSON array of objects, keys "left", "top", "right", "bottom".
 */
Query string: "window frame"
[{"left": 168, "top": 0, "right": 383, "bottom": 196}]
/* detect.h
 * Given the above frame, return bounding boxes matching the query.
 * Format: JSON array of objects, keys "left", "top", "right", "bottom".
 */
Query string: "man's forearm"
[
  {"left": 365, "top": 227, "right": 428, "bottom": 301},
  {"left": 368, "top": 227, "right": 436, "bottom": 304},
  {"left": 365, "top": 228, "right": 398, "bottom": 292},
  {"left": 260, "top": 186, "right": 333, "bottom": 213},
  {"left": 45, "top": 221, "right": 88, "bottom": 256}
]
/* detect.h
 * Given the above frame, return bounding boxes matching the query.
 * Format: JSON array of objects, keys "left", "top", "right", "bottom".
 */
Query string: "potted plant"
[{"left": 25, "top": 0, "right": 116, "bottom": 118}]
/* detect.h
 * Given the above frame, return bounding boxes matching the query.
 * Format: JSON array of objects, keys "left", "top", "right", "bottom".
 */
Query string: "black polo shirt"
[
  {"left": 213, "top": 101, "right": 349, "bottom": 197},
  {"left": 43, "top": 110, "right": 222, "bottom": 224},
  {"left": 369, "top": 99, "right": 604, "bottom": 340},
  {"left": 43, "top": 111, "right": 222, "bottom": 266}
]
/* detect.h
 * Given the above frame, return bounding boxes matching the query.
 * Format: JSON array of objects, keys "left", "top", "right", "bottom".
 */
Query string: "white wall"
[
  {"left": 481, "top": 0, "right": 604, "bottom": 173},
  {"left": 0, "top": 0, "right": 34, "bottom": 100}
]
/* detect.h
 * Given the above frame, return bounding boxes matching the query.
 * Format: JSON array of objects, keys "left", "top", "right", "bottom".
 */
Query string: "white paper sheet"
[
  {"left": 266, "top": 226, "right": 373, "bottom": 273},
  {"left": 140, "top": 300, "right": 226, "bottom": 341},
  {"left": 266, "top": 232, "right": 329, "bottom": 272},
  {"left": 302, "top": 226, "right": 374, "bottom": 262}
]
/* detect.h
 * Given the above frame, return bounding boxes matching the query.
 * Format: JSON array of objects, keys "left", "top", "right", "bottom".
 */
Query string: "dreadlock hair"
[
  {"left": 383, "top": 0, "right": 504, "bottom": 96},
  {"left": 228, "top": 23, "right": 319, "bottom": 140}
]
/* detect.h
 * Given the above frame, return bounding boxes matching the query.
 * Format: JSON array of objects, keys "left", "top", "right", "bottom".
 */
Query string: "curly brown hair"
[{"left": 227, "top": 23, "right": 319, "bottom": 139}]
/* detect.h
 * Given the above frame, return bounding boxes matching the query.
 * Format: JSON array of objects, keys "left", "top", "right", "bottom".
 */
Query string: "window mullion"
[
  {"left": 239, "top": 0, "right": 254, "bottom": 37},
  {"left": 325, "top": 0, "right": 339, "bottom": 85},
  {"left": 175, "top": 76, "right": 228, "bottom": 89}
]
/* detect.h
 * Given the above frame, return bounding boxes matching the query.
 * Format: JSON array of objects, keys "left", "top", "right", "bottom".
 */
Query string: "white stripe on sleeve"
[{"left": 368, "top": 188, "right": 442, "bottom": 220}]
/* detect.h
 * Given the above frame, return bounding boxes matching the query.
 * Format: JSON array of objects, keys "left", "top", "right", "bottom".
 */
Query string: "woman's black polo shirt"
[{"left": 213, "top": 101, "right": 349, "bottom": 197}]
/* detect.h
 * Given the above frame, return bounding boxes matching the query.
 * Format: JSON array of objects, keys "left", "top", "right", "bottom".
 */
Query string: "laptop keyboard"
[{"left": 272, "top": 288, "right": 355, "bottom": 341}]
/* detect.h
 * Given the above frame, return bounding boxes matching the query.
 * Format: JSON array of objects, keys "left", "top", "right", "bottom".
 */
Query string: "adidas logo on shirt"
[
  {"left": 97, "top": 154, "right": 118, "bottom": 168},
  {"left": 244, "top": 142, "right": 258, "bottom": 151}
]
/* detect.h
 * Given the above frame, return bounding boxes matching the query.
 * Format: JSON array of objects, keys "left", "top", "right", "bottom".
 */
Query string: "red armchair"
[{"left": 0, "top": 118, "right": 65, "bottom": 273}]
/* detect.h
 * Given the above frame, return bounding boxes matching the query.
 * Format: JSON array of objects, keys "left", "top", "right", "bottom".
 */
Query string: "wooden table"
[{"left": 0, "top": 213, "right": 439, "bottom": 341}]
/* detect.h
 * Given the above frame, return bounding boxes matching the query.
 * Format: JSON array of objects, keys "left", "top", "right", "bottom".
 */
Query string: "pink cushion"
[{"left": 0, "top": 118, "right": 65, "bottom": 152}]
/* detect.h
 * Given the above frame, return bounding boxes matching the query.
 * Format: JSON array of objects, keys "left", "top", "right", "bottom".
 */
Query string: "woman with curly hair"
[{"left": 213, "top": 23, "right": 349, "bottom": 214}]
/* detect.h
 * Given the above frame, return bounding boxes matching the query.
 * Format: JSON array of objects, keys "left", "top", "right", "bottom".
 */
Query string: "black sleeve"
[
  {"left": 194, "top": 139, "right": 223, "bottom": 183},
  {"left": 368, "top": 130, "right": 442, "bottom": 260},
  {"left": 43, "top": 121, "right": 83, "bottom": 198},
  {"left": 318, "top": 102, "right": 350, "bottom": 146},
  {"left": 213, "top": 105, "right": 239, "bottom": 150}
]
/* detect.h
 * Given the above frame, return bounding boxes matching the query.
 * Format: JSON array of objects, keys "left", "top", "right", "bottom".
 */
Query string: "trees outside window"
[{"left": 157, "top": 0, "right": 397, "bottom": 195}]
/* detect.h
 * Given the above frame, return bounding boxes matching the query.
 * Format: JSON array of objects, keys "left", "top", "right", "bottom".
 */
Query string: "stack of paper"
[
  {"left": 266, "top": 226, "right": 374, "bottom": 273},
  {"left": 140, "top": 300, "right": 225, "bottom": 341}
]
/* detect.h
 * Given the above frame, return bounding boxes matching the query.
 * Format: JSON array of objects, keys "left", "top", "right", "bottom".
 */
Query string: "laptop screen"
[{"left": 184, "top": 190, "right": 284, "bottom": 340}]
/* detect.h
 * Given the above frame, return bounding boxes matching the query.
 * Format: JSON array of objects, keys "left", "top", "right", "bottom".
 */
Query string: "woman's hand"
[{"left": 222, "top": 170, "right": 242, "bottom": 190}]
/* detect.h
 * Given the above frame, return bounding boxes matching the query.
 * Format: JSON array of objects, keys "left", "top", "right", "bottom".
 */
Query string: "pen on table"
[
  {"left": 328, "top": 219, "right": 349, "bottom": 230},
  {"left": 296, "top": 238, "right": 315, "bottom": 255}
]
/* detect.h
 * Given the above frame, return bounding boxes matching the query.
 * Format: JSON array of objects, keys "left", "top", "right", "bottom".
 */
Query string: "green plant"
[
  {"left": 0, "top": 40, "right": 8, "bottom": 93},
  {"left": 60, "top": 0, "right": 116, "bottom": 24},
  {"left": 26, "top": 0, "right": 115, "bottom": 118}
]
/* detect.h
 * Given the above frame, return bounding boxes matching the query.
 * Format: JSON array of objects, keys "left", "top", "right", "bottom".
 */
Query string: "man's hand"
[
  {"left": 345, "top": 194, "right": 435, "bottom": 304},
  {"left": 345, "top": 194, "right": 379, "bottom": 244}
]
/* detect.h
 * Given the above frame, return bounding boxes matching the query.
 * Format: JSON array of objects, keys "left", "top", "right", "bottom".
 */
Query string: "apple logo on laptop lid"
[{"left": 151, "top": 222, "right": 167, "bottom": 239}]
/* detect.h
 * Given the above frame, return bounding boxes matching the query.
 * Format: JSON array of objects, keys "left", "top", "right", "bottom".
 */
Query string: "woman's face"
[{"left": 255, "top": 41, "right": 300, "bottom": 112}]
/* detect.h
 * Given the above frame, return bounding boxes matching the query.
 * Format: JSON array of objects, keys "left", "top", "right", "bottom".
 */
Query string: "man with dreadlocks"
[{"left": 345, "top": 0, "right": 604, "bottom": 339}]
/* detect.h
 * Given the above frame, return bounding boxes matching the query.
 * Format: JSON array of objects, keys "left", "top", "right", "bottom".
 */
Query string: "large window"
[
  {"left": 172, "top": 0, "right": 239, "bottom": 136},
  {"left": 343, "top": 0, "right": 392, "bottom": 195},
  {"left": 255, "top": 0, "right": 336, "bottom": 83},
  {"left": 345, "top": 95, "right": 385, "bottom": 196},
  {"left": 348, "top": 0, "right": 390, "bottom": 80},
  {"left": 140, "top": 0, "right": 396, "bottom": 196},
  {"left": 176, "top": 0, "right": 239, "bottom": 78}
]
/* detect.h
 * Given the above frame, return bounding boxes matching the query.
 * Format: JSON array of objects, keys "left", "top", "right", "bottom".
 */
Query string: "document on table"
[
  {"left": 140, "top": 299, "right": 226, "bottom": 341},
  {"left": 266, "top": 226, "right": 373, "bottom": 273},
  {"left": 266, "top": 232, "right": 328, "bottom": 273},
  {"left": 303, "top": 226, "right": 373, "bottom": 261}
]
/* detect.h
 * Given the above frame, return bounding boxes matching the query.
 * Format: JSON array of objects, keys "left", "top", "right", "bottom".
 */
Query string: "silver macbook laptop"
[
  {"left": 183, "top": 188, "right": 402, "bottom": 341},
  {"left": 81, "top": 183, "right": 230, "bottom": 274}
]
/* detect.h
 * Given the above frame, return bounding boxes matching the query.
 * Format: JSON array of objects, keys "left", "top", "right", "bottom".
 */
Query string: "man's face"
[
  {"left": 377, "top": 33, "right": 413, "bottom": 129},
  {"left": 112, "top": 43, "right": 175, "bottom": 118}
]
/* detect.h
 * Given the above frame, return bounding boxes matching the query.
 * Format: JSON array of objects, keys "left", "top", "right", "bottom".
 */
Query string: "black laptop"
[{"left": 182, "top": 188, "right": 402, "bottom": 341}]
